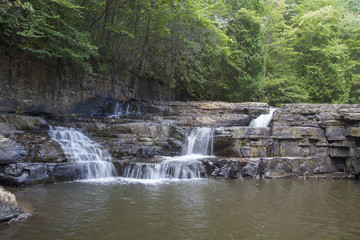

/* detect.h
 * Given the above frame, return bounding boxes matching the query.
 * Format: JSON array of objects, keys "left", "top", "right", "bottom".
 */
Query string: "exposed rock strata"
[
  {"left": 0, "top": 102, "right": 360, "bottom": 184},
  {"left": 213, "top": 104, "right": 360, "bottom": 178},
  {"left": 0, "top": 45, "right": 174, "bottom": 115}
]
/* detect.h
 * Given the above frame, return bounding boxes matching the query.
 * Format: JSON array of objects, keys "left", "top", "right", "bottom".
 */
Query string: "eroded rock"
[{"left": 0, "top": 186, "right": 21, "bottom": 222}]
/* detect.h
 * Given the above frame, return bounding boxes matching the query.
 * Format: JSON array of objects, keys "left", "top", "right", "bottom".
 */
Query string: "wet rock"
[
  {"left": 262, "top": 157, "right": 335, "bottom": 177},
  {"left": 203, "top": 158, "right": 248, "bottom": 179},
  {"left": 2, "top": 101, "right": 360, "bottom": 183},
  {"left": 0, "top": 186, "right": 21, "bottom": 222},
  {"left": 0, "top": 163, "right": 51, "bottom": 185},
  {"left": 240, "top": 159, "right": 261, "bottom": 178},
  {"left": 0, "top": 114, "right": 47, "bottom": 131},
  {"left": 0, "top": 135, "right": 28, "bottom": 164},
  {"left": 50, "top": 163, "right": 84, "bottom": 182}
]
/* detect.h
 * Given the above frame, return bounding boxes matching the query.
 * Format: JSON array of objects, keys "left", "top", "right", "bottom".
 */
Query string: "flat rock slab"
[{"left": 0, "top": 114, "right": 47, "bottom": 131}]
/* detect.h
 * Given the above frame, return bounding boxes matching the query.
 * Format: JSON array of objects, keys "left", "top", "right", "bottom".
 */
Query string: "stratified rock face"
[
  {"left": 0, "top": 46, "right": 175, "bottom": 115},
  {"left": 269, "top": 104, "right": 360, "bottom": 178},
  {"left": 1, "top": 101, "right": 360, "bottom": 184},
  {"left": 212, "top": 104, "right": 360, "bottom": 178},
  {"left": 58, "top": 101, "right": 270, "bottom": 160},
  {"left": 0, "top": 186, "right": 21, "bottom": 222},
  {"left": 0, "top": 114, "right": 68, "bottom": 185}
]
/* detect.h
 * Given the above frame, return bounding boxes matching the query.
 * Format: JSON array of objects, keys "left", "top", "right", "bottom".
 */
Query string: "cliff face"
[
  {"left": 0, "top": 101, "right": 360, "bottom": 186},
  {"left": 215, "top": 104, "right": 360, "bottom": 178},
  {"left": 0, "top": 46, "right": 174, "bottom": 115}
]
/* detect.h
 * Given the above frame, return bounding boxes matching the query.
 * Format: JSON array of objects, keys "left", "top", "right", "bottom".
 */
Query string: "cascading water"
[
  {"left": 249, "top": 108, "right": 276, "bottom": 127},
  {"left": 123, "top": 161, "right": 204, "bottom": 179},
  {"left": 108, "top": 102, "right": 142, "bottom": 118},
  {"left": 122, "top": 127, "right": 214, "bottom": 180},
  {"left": 49, "top": 126, "right": 117, "bottom": 180},
  {"left": 182, "top": 127, "right": 214, "bottom": 156}
]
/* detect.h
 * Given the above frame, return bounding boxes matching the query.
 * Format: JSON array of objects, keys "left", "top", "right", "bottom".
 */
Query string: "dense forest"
[{"left": 1, "top": 0, "right": 359, "bottom": 105}]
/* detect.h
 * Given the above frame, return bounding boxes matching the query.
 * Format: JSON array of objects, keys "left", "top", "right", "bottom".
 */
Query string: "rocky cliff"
[
  {"left": 215, "top": 104, "right": 360, "bottom": 179},
  {"left": 0, "top": 101, "right": 359, "bottom": 189},
  {"left": 0, "top": 45, "right": 174, "bottom": 115}
]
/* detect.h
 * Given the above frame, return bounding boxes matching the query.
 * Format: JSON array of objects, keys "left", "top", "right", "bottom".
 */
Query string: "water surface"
[{"left": 1, "top": 179, "right": 360, "bottom": 240}]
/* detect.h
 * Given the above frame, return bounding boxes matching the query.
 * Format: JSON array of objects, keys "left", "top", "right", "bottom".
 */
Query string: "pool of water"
[{"left": 1, "top": 178, "right": 360, "bottom": 240}]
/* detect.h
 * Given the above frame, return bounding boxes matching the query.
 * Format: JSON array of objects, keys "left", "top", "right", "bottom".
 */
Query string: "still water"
[{"left": 1, "top": 179, "right": 360, "bottom": 240}]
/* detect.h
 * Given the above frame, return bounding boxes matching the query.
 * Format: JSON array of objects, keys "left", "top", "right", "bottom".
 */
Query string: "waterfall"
[
  {"left": 49, "top": 126, "right": 117, "bottom": 180},
  {"left": 122, "top": 127, "right": 214, "bottom": 180},
  {"left": 123, "top": 161, "right": 204, "bottom": 180},
  {"left": 249, "top": 108, "right": 276, "bottom": 127},
  {"left": 182, "top": 127, "right": 214, "bottom": 156},
  {"left": 108, "top": 102, "right": 142, "bottom": 118}
]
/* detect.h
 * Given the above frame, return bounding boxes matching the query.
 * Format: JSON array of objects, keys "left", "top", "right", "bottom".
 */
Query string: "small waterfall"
[
  {"left": 249, "top": 108, "right": 276, "bottom": 127},
  {"left": 108, "top": 102, "right": 142, "bottom": 118},
  {"left": 49, "top": 126, "right": 117, "bottom": 180},
  {"left": 122, "top": 127, "right": 214, "bottom": 180},
  {"left": 182, "top": 127, "right": 214, "bottom": 156},
  {"left": 123, "top": 161, "right": 204, "bottom": 180}
]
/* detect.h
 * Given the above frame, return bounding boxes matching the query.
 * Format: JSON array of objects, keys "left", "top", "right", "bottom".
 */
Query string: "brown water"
[{"left": 1, "top": 179, "right": 360, "bottom": 240}]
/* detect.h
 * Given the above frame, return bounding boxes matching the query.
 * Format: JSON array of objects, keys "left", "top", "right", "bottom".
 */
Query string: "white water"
[
  {"left": 182, "top": 127, "right": 214, "bottom": 156},
  {"left": 123, "top": 127, "right": 214, "bottom": 180},
  {"left": 49, "top": 126, "right": 117, "bottom": 180},
  {"left": 108, "top": 102, "right": 141, "bottom": 118},
  {"left": 249, "top": 108, "right": 276, "bottom": 127},
  {"left": 123, "top": 161, "right": 204, "bottom": 180}
]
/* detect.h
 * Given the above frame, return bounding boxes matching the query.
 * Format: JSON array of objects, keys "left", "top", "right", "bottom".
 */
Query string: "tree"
[
  {"left": 224, "top": 7, "right": 266, "bottom": 101},
  {"left": 1, "top": 0, "right": 97, "bottom": 73},
  {"left": 290, "top": 4, "right": 350, "bottom": 103},
  {"left": 260, "top": 0, "right": 309, "bottom": 105}
]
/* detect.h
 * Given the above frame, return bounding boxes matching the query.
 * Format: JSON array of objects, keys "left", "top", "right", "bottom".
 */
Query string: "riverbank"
[{"left": 1, "top": 101, "right": 360, "bottom": 223}]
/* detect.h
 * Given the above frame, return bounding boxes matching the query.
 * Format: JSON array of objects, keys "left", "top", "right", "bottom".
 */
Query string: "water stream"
[
  {"left": 48, "top": 126, "right": 117, "bottom": 180},
  {"left": 181, "top": 127, "right": 214, "bottom": 156},
  {"left": 108, "top": 102, "right": 142, "bottom": 118},
  {"left": 249, "top": 108, "right": 276, "bottom": 127},
  {"left": 122, "top": 127, "right": 214, "bottom": 180}
]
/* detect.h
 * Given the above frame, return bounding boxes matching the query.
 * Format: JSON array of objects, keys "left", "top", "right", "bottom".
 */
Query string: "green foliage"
[
  {"left": 1, "top": 0, "right": 360, "bottom": 104},
  {"left": 261, "top": 77, "right": 309, "bottom": 106},
  {"left": 260, "top": 0, "right": 359, "bottom": 105},
  {"left": 224, "top": 7, "right": 266, "bottom": 101},
  {"left": 1, "top": 0, "right": 97, "bottom": 73},
  {"left": 0, "top": 0, "right": 34, "bottom": 37}
]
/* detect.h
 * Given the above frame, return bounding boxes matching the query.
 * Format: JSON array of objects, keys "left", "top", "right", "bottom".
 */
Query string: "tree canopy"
[{"left": 1, "top": 0, "right": 359, "bottom": 104}]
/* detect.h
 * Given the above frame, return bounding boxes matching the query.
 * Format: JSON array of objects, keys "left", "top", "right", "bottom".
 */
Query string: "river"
[{"left": 1, "top": 179, "right": 360, "bottom": 240}]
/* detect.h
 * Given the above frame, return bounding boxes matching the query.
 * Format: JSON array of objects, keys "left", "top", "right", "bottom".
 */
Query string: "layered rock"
[
  {"left": 1, "top": 101, "right": 360, "bottom": 184},
  {"left": 213, "top": 104, "right": 360, "bottom": 178},
  {"left": 0, "top": 44, "right": 174, "bottom": 115},
  {"left": 0, "top": 114, "right": 69, "bottom": 185}
]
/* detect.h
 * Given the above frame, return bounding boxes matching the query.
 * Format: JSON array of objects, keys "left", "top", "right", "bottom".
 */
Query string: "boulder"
[{"left": 0, "top": 186, "right": 21, "bottom": 222}]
